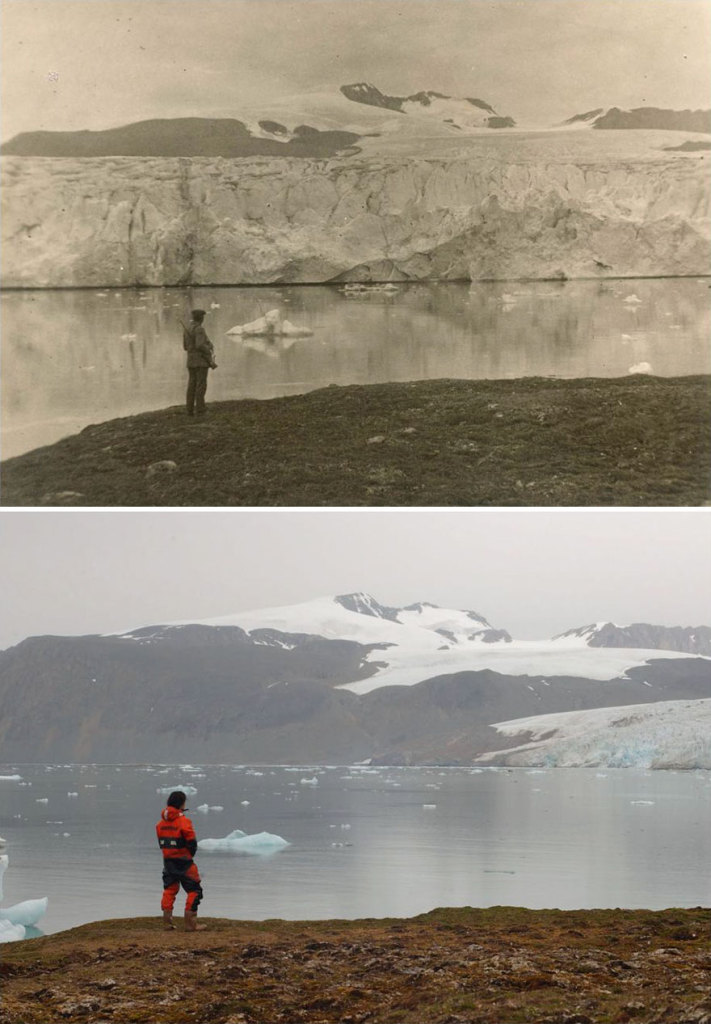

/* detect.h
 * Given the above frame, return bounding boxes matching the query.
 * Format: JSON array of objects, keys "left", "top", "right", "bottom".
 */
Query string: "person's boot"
[
  {"left": 184, "top": 910, "right": 206, "bottom": 931},
  {"left": 162, "top": 910, "right": 176, "bottom": 930}
]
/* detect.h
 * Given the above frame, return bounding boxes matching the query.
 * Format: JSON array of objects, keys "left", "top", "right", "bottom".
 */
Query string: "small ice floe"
[
  {"left": 630, "top": 800, "right": 655, "bottom": 806},
  {"left": 198, "top": 829, "right": 290, "bottom": 855},
  {"left": 35, "top": 798, "right": 49, "bottom": 804},
  {"left": 340, "top": 282, "right": 399, "bottom": 296},
  {"left": 422, "top": 804, "right": 437, "bottom": 810},
  {"left": 0, "top": 919, "right": 25, "bottom": 943},
  {"left": 156, "top": 784, "right": 198, "bottom": 795},
  {"left": 120, "top": 333, "right": 137, "bottom": 341},
  {"left": 196, "top": 804, "right": 210, "bottom": 814},
  {"left": 226, "top": 309, "right": 313, "bottom": 337},
  {"left": 1, "top": 898, "right": 49, "bottom": 928},
  {"left": 624, "top": 294, "right": 642, "bottom": 304},
  {"left": 628, "top": 362, "right": 653, "bottom": 375},
  {"left": 300, "top": 777, "right": 318, "bottom": 786},
  {"left": 0, "top": 775, "right": 22, "bottom": 782},
  {"left": 210, "top": 302, "right": 220, "bottom": 309},
  {"left": 241, "top": 800, "right": 250, "bottom": 806},
  {"left": 96, "top": 292, "right": 108, "bottom": 298}
]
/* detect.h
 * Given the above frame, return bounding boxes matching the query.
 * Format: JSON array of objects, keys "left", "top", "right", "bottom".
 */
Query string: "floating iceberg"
[
  {"left": 0, "top": 775, "right": 22, "bottom": 782},
  {"left": 300, "top": 777, "right": 318, "bottom": 786},
  {"left": 0, "top": 852, "right": 48, "bottom": 942},
  {"left": 198, "top": 829, "right": 290, "bottom": 854},
  {"left": 226, "top": 308, "right": 313, "bottom": 337},
  {"left": 1, "top": 898, "right": 48, "bottom": 926},
  {"left": 0, "top": 919, "right": 25, "bottom": 943},
  {"left": 155, "top": 784, "right": 198, "bottom": 795}
]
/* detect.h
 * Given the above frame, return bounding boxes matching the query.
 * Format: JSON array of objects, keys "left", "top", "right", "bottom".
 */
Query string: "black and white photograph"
[
  {"left": 1, "top": 0, "right": 709, "bottom": 504},
  {"left": 0, "top": 1, "right": 710, "bottom": 1022}
]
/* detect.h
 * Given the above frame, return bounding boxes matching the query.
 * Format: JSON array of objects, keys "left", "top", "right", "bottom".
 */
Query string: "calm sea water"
[
  {"left": 1, "top": 764, "right": 710, "bottom": 938},
  {"left": 2, "top": 277, "right": 709, "bottom": 459}
]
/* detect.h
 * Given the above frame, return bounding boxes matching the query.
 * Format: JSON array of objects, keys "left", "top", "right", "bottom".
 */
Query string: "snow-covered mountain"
[
  {"left": 478, "top": 698, "right": 711, "bottom": 769},
  {"left": 560, "top": 106, "right": 711, "bottom": 133},
  {"left": 554, "top": 622, "right": 711, "bottom": 656},
  {"left": 1, "top": 594, "right": 709, "bottom": 765},
  {"left": 340, "top": 83, "right": 515, "bottom": 130},
  {"left": 122, "top": 593, "right": 707, "bottom": 698}
]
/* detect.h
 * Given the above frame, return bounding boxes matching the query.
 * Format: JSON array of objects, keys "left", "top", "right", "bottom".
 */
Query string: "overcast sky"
[
  {"left": 0, "top": 508, "right": 709, "bottom": 649},
  {"left": 2, "top": 0, "right": 710, "bottom": 141}
]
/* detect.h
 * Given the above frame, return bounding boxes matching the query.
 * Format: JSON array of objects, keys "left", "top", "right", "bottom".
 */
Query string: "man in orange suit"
[{"left": 156, "top": 790, "right": 205, "bottom": 931}]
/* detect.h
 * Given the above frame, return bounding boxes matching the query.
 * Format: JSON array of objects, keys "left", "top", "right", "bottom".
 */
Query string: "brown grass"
[
  {"left": 1, "top": 376, "right": 709, "bottom": 506},
  {"left": 1, "top": 906, "right": 710, "bottom": 1023}
]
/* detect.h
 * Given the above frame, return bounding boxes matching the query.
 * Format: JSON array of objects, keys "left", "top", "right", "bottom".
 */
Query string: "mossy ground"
[
  {"left": 1, "top": 906, "right": 710, "bottom": 1023},
  {"left": 2, "top": 376, "right": 709, "bottom": 506}
]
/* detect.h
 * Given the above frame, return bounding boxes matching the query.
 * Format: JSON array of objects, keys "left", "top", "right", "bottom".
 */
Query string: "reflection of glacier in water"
[
  {"left": 2, "top": 277, "right": 710, "bottom": 458},
  {"left": 1, "top": 763, "right": 710, "bottom": 937}
]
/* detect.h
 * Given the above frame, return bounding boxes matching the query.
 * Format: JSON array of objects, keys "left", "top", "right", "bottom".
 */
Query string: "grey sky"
[
  {"left": 0, "top": 509, "right": 709, "bottom": 649},
  {"left": 2, "top": 0, "right": 710, "bottom": 141}
]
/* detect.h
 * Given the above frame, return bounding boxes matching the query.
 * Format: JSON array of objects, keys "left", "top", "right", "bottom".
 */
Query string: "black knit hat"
[{"left": 190, "top": 309, "right": 206, "bottom": 320}]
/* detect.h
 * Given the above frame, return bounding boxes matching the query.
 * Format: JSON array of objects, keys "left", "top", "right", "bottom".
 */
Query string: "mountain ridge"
[{"left": 1, "top": 594, "right": 709, "bottom": 766}]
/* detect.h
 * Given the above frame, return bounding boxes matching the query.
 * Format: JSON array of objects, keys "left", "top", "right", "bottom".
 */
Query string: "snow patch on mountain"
[
  {"left": 338, "top": 641, "right": 704, "bottom": 696},
  {"left": 340, "top": 82, "right": 514, "bottom": 131},
  {"left": 478, "top": 698, "right": 711, "bottom": 769},
  {"left": 113, "top": 595, "right": 710, "bottom": 696}
]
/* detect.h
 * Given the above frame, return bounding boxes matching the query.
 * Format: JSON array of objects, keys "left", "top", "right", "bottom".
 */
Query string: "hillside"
[
  {"left": 0, "top": 117, "right": 361, "bottom": 159},
  {"left": 3, "top": 908, "right": 710, "bottom": 1024},
  {"left": 562, "top": 106, "right": 711, "bottom": 133},
  {"left": 0, "top": 593, "right": 709, "bottom": 765}
]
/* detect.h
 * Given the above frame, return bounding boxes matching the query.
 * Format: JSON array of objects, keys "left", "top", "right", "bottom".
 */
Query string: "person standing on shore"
[
  {"left": 183, "top": 309, "right": 217, "bottom": 416},
  {"left": 156, "top": 790, "right": 206, "bottom": 931}
]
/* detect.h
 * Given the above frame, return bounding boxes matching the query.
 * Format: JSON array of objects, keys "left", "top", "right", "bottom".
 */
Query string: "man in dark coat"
[{"left": 183, "top": 309, "right": 217, "bottom": 415}]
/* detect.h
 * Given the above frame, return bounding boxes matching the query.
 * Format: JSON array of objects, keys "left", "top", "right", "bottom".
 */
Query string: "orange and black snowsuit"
[{"left": 156, "top": 806, "right": 203, "bottom": 913}]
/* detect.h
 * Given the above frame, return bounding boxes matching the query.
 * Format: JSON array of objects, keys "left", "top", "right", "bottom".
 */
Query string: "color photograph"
[{"left": 0, "top": 507, "right": 710, "bottom": 1021}]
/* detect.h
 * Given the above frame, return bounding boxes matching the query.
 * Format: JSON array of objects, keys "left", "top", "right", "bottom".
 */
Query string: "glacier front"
[
  {"left": 478, "top": 697, "right": 711, "bottom": 769},
  {"left": 2, "top": 129, "right": 708, "bottom": 287}
]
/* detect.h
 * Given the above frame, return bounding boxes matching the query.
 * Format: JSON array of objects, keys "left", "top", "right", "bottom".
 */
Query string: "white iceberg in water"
[
  {"left": 0, "top": 919, "right": 25, "bottom": 943},
  {"left": 198, "top": 829, "right": 290, "bottom": 854},
  {"left": 1, "top": 898, "right": 48, "bottom": 927},
  {"left": 0, "top": 853, "right": 48, "bottom": 942},
  {"left": 155, "top": 784, "right": 198, "bottom": 795},
  {"left": 226, "top": 308, "right": 313, "bottom": 337}
]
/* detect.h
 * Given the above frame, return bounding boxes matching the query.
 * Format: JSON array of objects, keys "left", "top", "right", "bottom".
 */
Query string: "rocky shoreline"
[
  {"left": 2, "top": 376, "right": 710, "bottom": 507},
  {"left": 1, "top": 907, "right": 710, "bottom": 1023}
]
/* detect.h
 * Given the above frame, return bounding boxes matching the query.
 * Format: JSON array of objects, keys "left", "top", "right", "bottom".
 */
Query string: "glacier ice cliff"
[
  {"left": 477, "top": 698, "right": 711, "bottom": 769},
  {"left": 2, "top": 131, "right": 709, "bottom": 287}
]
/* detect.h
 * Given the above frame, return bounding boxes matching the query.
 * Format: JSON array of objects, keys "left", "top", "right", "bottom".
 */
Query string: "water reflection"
[{"left": 2, "top": 278, "right": 709, "bottom": 458}]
